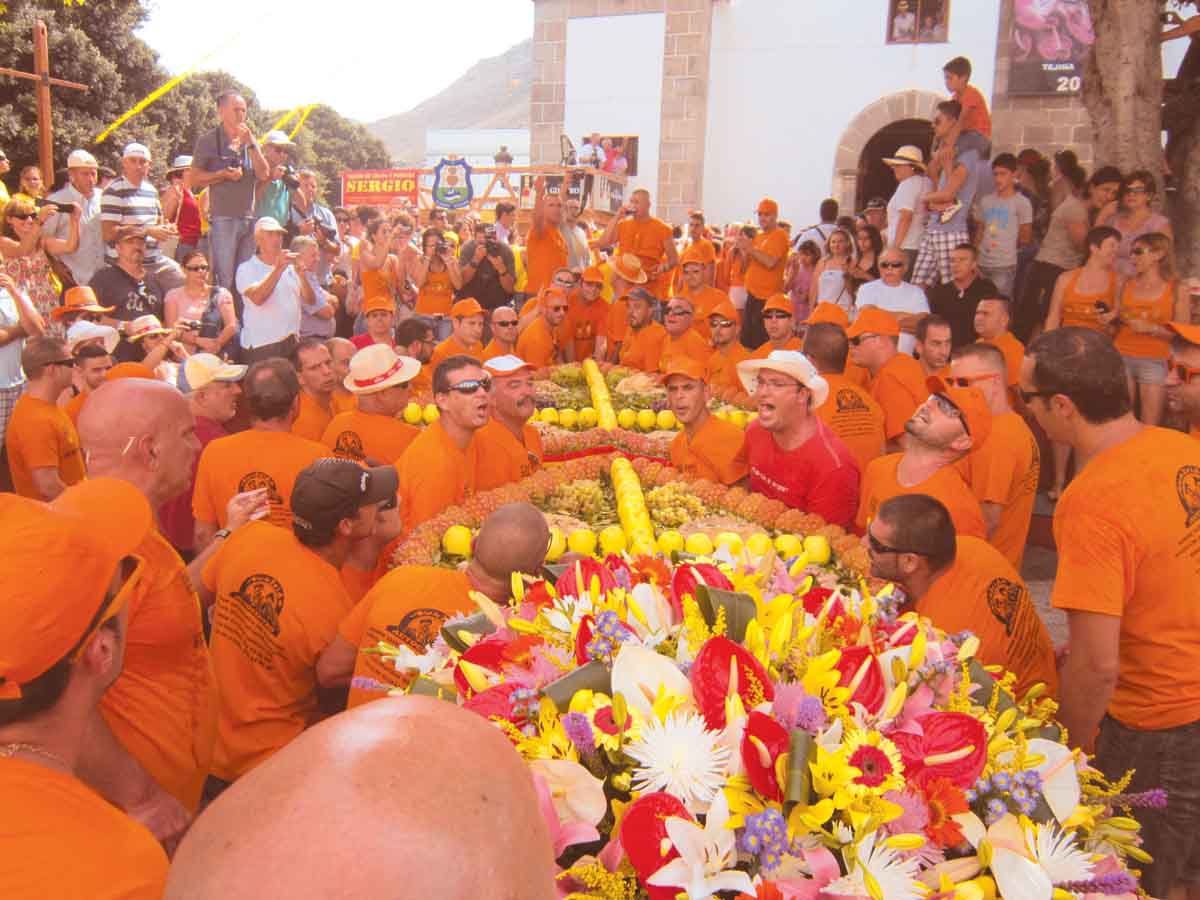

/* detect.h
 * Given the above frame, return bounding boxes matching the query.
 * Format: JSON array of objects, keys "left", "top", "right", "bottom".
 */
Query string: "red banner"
[{"left": 341, "top": 168, "right": 419, "bottom": 206}]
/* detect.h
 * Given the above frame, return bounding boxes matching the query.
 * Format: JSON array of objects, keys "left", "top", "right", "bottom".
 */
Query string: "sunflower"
[{"left": 842, "top": 729, "right": 905, "bottom": 797}]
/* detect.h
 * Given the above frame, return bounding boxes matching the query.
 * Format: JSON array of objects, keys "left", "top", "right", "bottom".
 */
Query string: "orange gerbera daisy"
[{"left": 922, "top": 777, "right": 970, "bottom": 848}]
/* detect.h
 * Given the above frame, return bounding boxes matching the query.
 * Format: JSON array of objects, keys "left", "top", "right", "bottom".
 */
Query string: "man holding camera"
[
  {"left": 254, "top": 131, "right": 299, "bottom": 232},
  {"left": 235, "top": 217, "right": 317, "bottom": 363},
  {"left": 458, "top": 225, "right": 515, "bottom": 334},
  {"left": 290, "top": 170, "right": 340, "bottom": 285},
  {"left": 190, "top": 90, "right": 271, "bottom": 293},
  {"left": 45, "top": 149, "right": 105, "bottom": 286}
]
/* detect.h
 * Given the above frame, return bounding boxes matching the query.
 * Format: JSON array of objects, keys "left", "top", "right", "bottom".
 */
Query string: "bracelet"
[{"left": 214, "top": 528, "right": 232, "bottom": 541}]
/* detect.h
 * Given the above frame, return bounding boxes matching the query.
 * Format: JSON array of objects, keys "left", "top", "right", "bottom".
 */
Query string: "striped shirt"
[{"left": 100, "top": 176, "right": 163, "bottom": 263}]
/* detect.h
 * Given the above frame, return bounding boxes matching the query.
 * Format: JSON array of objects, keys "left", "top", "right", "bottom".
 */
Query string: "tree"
[{"left": 271, "top": 104, "right": 390, "bottom": 206}]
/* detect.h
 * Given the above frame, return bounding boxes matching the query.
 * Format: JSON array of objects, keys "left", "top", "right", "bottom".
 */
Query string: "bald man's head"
[
  {"left": 78, "top": 378, "right": 199, "bottom": 506},
  {"left": 474, "top": 502, "right": 550, "bottom": 579},
  {"left": 326, "top": 336, "right": 356, "bottom": 384},
  {"left": 166, "top": 697, "right": 557, "bottom": 900}
]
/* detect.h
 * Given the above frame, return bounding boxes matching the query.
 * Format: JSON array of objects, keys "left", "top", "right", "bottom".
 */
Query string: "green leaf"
[
  {"left": 541, "top": 660, "right": 612, "bottom": 711},
  {"left": 695, "top": 584, "right": 757, "bottom": 643},
  {"left": 440, "top": 611, "right": 497, "bottom": 654}
]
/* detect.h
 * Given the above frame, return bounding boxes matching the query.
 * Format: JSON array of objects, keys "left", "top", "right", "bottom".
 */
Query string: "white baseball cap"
[
  {"left": 122, "top": 142, "right": 150, "bottom": 161},
  {"left": 167, "top": 155, "right": 193, "bottom": 173},
  {"left": 736, "top": 350, "right": 829, "bottom": 408},
  {"left": 67, "top": 149, "right": 98, "bottom": 169},
  {"left": 482, "top": 354, "right": 535, "bottom": 376},
  {"left": 263, "top": 130, "right": 296, "bottom": 148},
  {"left": 182, "top": 353, "right": 247, "bottom": 393},
  {"left": 66, "top": 320, "right": 120, "bottom": 356},
  {"left": 344, "top": 344, "right": 421, "bottom": 395},
  {"left": 254, "top": 216, "right": 286, "bottom": 233}
]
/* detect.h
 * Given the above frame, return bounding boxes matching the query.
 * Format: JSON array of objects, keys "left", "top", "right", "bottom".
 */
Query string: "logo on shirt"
[
  {"left": 986, "top": 577, "right": 1025, "bottom": 636},
  {"left": 230, "top": 574, "right": 286, "bottom": 637},
  {"left": 386, "top": 608, "right": 450, "bottom": 652},
  {"left": 835, "top": 389, "right": 869, "bottom": 414},
  {"left": 1178, "top": 465, "right": 1200, "bottom": 527},
  {"left": 334, "top": 430, "right": 365, "bottom": 461},
  {"left": 239, "top": 471, "right": 283, "bottom": 509}
]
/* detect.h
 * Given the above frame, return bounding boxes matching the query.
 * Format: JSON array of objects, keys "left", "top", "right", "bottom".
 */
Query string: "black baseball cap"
[{"left": 291, "top": 458, "right": 398, "bottom": 538}]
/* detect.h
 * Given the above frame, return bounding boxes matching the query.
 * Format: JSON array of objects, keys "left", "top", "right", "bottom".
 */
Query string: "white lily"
[
  {"left": 528, "top": 758, "right": 607, "bottom": 827},
  {"left": 647, "top": 790, "right": 754, "bottom": 899},
  {"left": 387, "top": 642, "right": 444, "bottom": 675},
  {"left": 952, "top": 811, "right": 1092, "bottom": 900},
  {"left": 823, "top": 829, "right": 922, "bottom": 900}
]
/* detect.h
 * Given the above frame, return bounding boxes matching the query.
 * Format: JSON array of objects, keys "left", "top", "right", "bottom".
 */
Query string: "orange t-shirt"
[
  {"left": 192, "top": 429, "right": 330, "bottom": 530},
  {"left": 744, "top": 227, "right": 790, "bottom": 299},
  {"left": 672, "top": 239, "right": 718, "bottom": 296},
  {"left": 619, "top": 321, "right": 669, "bottom": 372},
  {"left": 409, "top": 365, "right": 432, "bottom": 395},
  {"left": 331, "top": 389, "right": 358, "bottom": 415},
  {"left": 606, "top": 296, "right": 630, "bottom": 350},
  {"left": 0, "top": 759, "right": 168, "bottom": 899},
  {"left": 475, "top": 418, "right": 544, "bottom": 491},
  {"left": 675, "top": 285, "right": 728, "bottom": 341},
  {"left": 564, "top": 295, "right": 609, "bottom": 361},
  {"left": 1059, "top": 269, "right": 1117, "bottom": 331},
  {"left": 918, "top": 537, "right": 1057, "bottom": 697},
  {"left": 1115, "top": 280, "right": 1176, "bottom": 360},
  {"left": 749, "top": 336, "right": 803, "bottom": 360},
  {"left": 341, "top": 563, "right": 376, "bottom": 605},
  {"left": 815, "top": 373, "right": 886, "bottom": 473},
  {"left": 982, "top": 330, "right": 1025, "bottom": 387},
  {"left": 659, "top": 329, "right": 712, "bottom": 372},
  {"left": 957, "top": 84, "right": 992, "bottom": 138},
  {"left": 524, "top": 222, "right": 569, "bottom": 295},
  {"left": 430, "top": 333, "right": 483, "bottom": 370},
  {"left": 617, "top": 216, "right": 675, "bottom": 298},
  {"left": 869, "top": 353, "right": 928, "bottom": 440},
  {"left": 669, "top": 414, "right": 748, "bottom": 485},
  {"left": 1052, "top": 426, "right": 1200, "bottom": 731},
  {"left": 844, "top": 361, "right": 871, "bottom": 389},
  {"left": 857, "top": 453, "right": 987, "bottom": 538},
  {"left": 100, "top": 529, "right": 217, "bottom": 812},
  {"left": 340, "top": 566, "right": 473, "bottom": 708},
  {"left": 203, "top": 520, "right": 354, "bottom": 781},
  {"left": 291, "top": 390, "right": 334, "bottom": 442},
  {"left": 5, "top": 395, "right": 86, "bottom": 499},
  {"left": 706, "top": 342, "right": 751, "bottom": 395},
  {"left": 717, "top": 246, "right": 745, "bottom": 291},
  {"left": 415, "top": 268, "right": 454, "bottom": 316},
  {"left": 515, "top": 316, "right": 561, "bottom": 369},
  {"left": 395, "top": 419, "right": 480, "bottom": 534},
  {"left": 321, "top": 410, "right": 419, "bottom": 465},
  {"left": 63, "top": 390, "right": 88, "bottom": 426},
  {"left": 480, "top": 338, "right": 515, "bottom": 361},
  {"left": 956, "top": 411, "right": 1040, "bottom": 571}
]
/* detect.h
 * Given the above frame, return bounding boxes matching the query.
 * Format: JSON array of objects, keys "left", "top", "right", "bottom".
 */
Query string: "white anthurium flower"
[
  {"left": 953, "top": 810, "right": 1092, "bottom": 900},
  {"left": 647, "top": 790, "right": 754, "bottom": 899},
  {"left": 823, "top": 829, "right": 922, "bottom": 900},
  {"left": 388, "top": 642, "right": 444, "bottom": 675},
  {"left": 996, "top": 738, "right": 1081, "bottom": 825},
  {"left": 815, "top": 717, "right": 845, "bottom": 753},
  {"left": 611, "top": 644, "right": 694, "bottom": 720},
  {"left": 625, "top": 582, "right": 674, "bottom": 648},
  {"left": 542, "top": 607, "right": 573, "bottom": 634},
  {"left": 528, "top": 758, "right": 607, "bottom": 827}
]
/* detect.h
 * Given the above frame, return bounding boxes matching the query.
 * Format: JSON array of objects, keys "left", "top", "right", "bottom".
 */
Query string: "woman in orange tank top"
[
  {"left": 413, "top": 226, "right": 462, "bottom": 339},
  {"left": 1113, "top": 232, "right": 1190, "bottom": 425},
  {"left": 359, "top": 219, "right": 397, "bottom": 306},
  {"left": 1044, "top": 225, "right": 1123, "bottom": 500}
]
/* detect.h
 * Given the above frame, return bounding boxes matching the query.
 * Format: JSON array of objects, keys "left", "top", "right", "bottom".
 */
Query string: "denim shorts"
[{"left": 1122, "top": 355, "right": 1168, "bottom": 386}]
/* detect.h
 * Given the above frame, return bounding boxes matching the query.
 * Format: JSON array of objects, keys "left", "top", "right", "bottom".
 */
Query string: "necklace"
[{"left": 0, "top": 741, "right": 69, "bottom": 769}]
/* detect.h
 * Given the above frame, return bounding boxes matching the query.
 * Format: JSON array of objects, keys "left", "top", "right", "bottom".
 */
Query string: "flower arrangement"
[{"left": 373, "top": 547, "right": 1151, "bottom": 900}]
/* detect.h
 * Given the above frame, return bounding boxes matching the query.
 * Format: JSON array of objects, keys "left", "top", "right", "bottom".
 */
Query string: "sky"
[{"left": 136, "top": 0, "right": 534, "bottom": 123}]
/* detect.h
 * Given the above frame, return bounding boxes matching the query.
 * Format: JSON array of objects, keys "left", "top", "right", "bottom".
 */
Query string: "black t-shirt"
[
  {"left": 456, "top": 240, "right": 515, "bottom": 311},
  {"left": 927, "top": 275, "right": 998, "bottom": 347},
  {"left": 88, "top": 264, "right": 164, "bottom": 361}
]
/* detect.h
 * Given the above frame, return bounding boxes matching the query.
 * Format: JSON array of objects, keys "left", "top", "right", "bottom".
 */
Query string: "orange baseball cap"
[
  {"left": 805, "top": 302, "right": 850, "bottom": 328},
  {"left": 661, "top": 357, "right": 706, "bottom": 382},
  {"left": 105, "top": 362, "right": 157, "bottom": 381},
  {"left": 0, "top": 479, "right": 153, "bottom": 699},
  {"left": 707, "top": 298, "right": 739, "bottom": 323},
  {"left": 757, "top": 197, "right": 779, "bottom": 215},
  {"left": 846, "top": 306, "right": 900, "bottom": 339},
  {"left": 680, "top": 245, "right": 707, "bottom": 268},
  {"left": 362, "top": 295, "right": 395, "bottom": 316},
  {"left": 581, "top": 266, "right": 605, "bottom": 284},
  {"left": 451, "top": 297, "right": 485, "bottom": 318},
  {"left": 1168, "top": 322, "right": 1200, "bottom": 347},
  {"left": 763, "top": 294, "right": 793, "bottom": 316},
  {"left": 52, "top": 285, "right": 115, "bottom": 321},
  {"left": 926, "top": 375, "right": 993, "bottom": 452}
]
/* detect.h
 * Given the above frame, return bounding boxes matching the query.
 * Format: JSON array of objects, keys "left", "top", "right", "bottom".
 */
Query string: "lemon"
[
  {"left": 442, "top": 525, "right": 472, "bottom": 557},
  {"left": 422, "top": 403, "right": 440, "bottom": 424},
  {"left": 617, "top": 408, "right": 638, "bottom": 430},
  {"left": 567, "top": 529, "right": 598, "bottom": 556},
  {"left": 746, "top": 532, "right": 774, "bottom": 558},
  {"left": 657, "top": 530, "right": 684, "bottom": 554},
  {"left": 803, "top": 534, "right": 831, "bottom": 565},
  {"left": 684, "top": 532, "right": 714, "bottom": 556},
  {"left": 402, "top": 402, "right": 423, "bottom": 425},
  {"left": 714, "top": 408, "right": 729, "bottom": 421},
  {"left": 656, "top": 409, "right": 677, "bottom": 430},
  {"left": 579, "top": 407, "right": 598, "bottom": 428},
  {"left": 630, "top": 536, "right": 657, "bottom": 557},
  {"left": 545, "top": 527, "right": 566, "bottom": 562},
  {"left": 715, "top": 531, "right": 744, "bottom": 556},
  {"left": 636, "top": 409, "right": 657, "bottom": 432},
  {"left": 540, "top": 407, "right": 559, "bottom": 425},
  {"left": 598, "top": 525, "right": 627, "bottom": 555},
  {"left": 730, "top": 410, "right": 749, "bottom": 428},
  {"left": 774, "top": 533, "right": 803, "bottom": 558},
  {"left": 559, "top": 408, "right": 579, "bottom": 430}
]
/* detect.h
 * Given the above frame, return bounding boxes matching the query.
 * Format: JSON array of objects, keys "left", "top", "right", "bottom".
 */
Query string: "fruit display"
[
  {"left": 542, "top": 478, "right": 615, "bottom": 527},
  {"left": 581, "top": 359, "right": 617, "bottom": 430},
  {"left": 644, "top": 482, "right": 707, "bottom": 528},
  {"left": 611, "top": 370, "right": 667, "bottom": 411}
]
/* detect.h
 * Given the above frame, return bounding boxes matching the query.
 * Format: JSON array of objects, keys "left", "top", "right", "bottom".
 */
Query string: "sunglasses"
[
  {"left": 8, "top": 211, "right": 35, "bottom": 221},
  {"left": 185, "top": 264, "right": 209, "bottom": 272},
  {"left": 944, "top": 373, "right": 998, "bottom": 388},
  {"left": 1168, "top": 358, "right": 1200, "bottom": 385},
  {"left": 880, "top": 261, "right": 905, "bottom": 269},
  {"left": 1123, "top": 186, "right": 1148, "bottom": 194},
  {"left": 447, "top": 377, "right": 492, "bottom": 395},
  {"left": 930, "top": 393, "right": 966, "bottom": 426},
  {"left": 764, "top": 311, "right": 792, "bottom": 320},
  {"left": 548, "top": 304, "right": 568, "bottom": 313},
  {"left": 494, "top": 319, "right": 518, "bottom": 327},
  {"left": 710, "top": 318, "right": 737, "bottom": 328},
  {"left": 1017, "top": 387, "right": 1057, "bottom": 405},
  {"left": 866, "top": 531, "right": 927, "bottom": 557},
  {"left": 666, "top": 308, "right": 692, "bottom": 317}
]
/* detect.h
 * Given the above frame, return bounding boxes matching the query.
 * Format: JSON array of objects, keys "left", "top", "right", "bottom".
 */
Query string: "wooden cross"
[{"left": 0, "top": 20, "right": 88, "bottom": 184}]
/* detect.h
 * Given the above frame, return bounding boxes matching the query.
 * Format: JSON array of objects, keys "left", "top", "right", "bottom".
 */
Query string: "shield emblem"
[{"left": 432, "top": 157, "right": 474, "bottom": 209}]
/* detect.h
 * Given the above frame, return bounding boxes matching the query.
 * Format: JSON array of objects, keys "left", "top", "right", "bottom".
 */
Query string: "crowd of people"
[{"left": 1, "top": 55, "right": 1199, "bottom": 900}]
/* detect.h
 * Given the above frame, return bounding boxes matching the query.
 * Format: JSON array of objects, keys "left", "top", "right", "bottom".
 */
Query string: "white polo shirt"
[
  {"left": 854, "top": 278, "right": 930, "bottom": 355},
  {"left": 235, "top": 254, "right": 303, "bottom": 349}
]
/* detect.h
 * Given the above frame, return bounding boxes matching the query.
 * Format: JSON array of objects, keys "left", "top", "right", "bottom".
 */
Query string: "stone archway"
[{"left": 832, "top": 89, "right": 943, "bottom": 215}]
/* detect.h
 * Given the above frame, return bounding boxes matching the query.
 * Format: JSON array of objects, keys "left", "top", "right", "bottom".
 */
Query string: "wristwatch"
[{"left": 213, "top": 528, "right": 232, "bottom": 541}]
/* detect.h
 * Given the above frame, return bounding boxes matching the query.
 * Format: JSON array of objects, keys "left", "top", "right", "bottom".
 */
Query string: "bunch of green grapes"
[
  {"left": 550, "top": 364, "right": 586, "bottom": 387},
  {"left": 605, "top": 366, "right": 636, "bottom": 390},
  {"left": 546, "top": 479, "right": 607, "bottom": 522},
  {"left": 645, "top": 483, "right": 707, "bottom": 528}
]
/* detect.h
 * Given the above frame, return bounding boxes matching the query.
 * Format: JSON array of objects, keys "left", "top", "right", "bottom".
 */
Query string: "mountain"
[{"left": 366, "top": 40, "right": 531, "bottom": 165}]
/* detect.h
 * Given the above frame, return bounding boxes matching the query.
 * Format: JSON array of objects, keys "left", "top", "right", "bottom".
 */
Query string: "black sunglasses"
[
  {"left": 764, "top": 311, "right": 792, "bottom": 320},
  {"left": 709, "top": 318, "right": 737, "bottom": 328},
  {"left": 666, "top": 307, "right": 692, "bottom": 317},
  {"left": 867, "top": 531, "right": 928, "bottom": 557},
  {"left": 1017, "top": 387, "right": 1058, "bottom": 404},
  {"left": 447, "top": 377, "right": 492, "bottom": 395},
  {"left": 494, "top": 319, "right": 518, "bottom": 327},
  {"left": 880, "top": 261, "right": 905, "bottom": 269},
  {"left": 8, "top": 211, "right": 35, "bottom": 221},
  {"left": 185, "top": 264, "right": 209, "bottom": 272}
]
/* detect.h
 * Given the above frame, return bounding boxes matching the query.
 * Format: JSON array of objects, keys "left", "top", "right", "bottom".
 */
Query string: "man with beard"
[
  {"left": 703, "top": 298, "right": 749, "bottom": 399},
  {"left": 473, "top": 356, "right": 543, "bottom": 491},
  {"left": 290, "top": 338, "right": 340, "bottom": 441},
  {"left": 515, "top": 288, "right": 568, "bottom": 371},
  {"left": 848, "top": 306, "right": 927, "bottom": 452},
  {"left": 1167, "top": 322, "right": 1200, "bottom": 438},
  {"left": 395, "top": 316, "right": 436, "bottom": 394},
  {"left": 63, "top": 344, "right": 114, "bottom": 426},
  {"left": 658, "top": 295, "right": 711, "bottom": 372},
  {"left": 664, "top": 358, "right": 746, "bottom": 485},
  {"left": 618, "top": 288, "right": 668, "bottom": 373},
  {"left": 430, "top": 298, "right": 485, "bottom": 368},
  {"left": 913, "top": 314, "right": 953, "bottom": 378}
]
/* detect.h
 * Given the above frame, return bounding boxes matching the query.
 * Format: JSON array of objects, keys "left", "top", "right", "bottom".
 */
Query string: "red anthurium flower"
[
  {"left": 603, "top": 553, "right": 635, "bottom": 587},
  {"left": 921, "top": 777, "right": 970, "bottom": 848},
  {"left": 555, "top": 557, "right": 618, "bottom": 599},
  {"left": 669, "top": 563, "right": 733, "bottom": 617},
  {"left": 462, "top": 682, "right": 523, "bottom": 726},
  {"left": 619, "top": 792, "right": 692, "bottom": 900},
  {"left": 800, "top": 585, "right": 843, "bottom": 619},
  {"left": 574, "top": 615, "right": 596, "bottom": 665},
  {"left": 501, "top": 634, "right": 543, "bottom": 667},
  {"left": 451, "top": 635, "right": 507, "bottom": 696},
  {"left": 892, "top": 711, "right": 988, "bottom": 789},
  {"left": 691, "top": 636, "right": 776, "bottom": 730},
  {"left": 736, "top": 883, "right": 784, "bottom": 900},
  {"left": 523, "top": 579, "right": 555, "bottom": 609},
  {"left": 742, "top": 711, "right": 790, "bottom": 802},
  {"left": 833, "top": 645, "right": 885, "bottom": 715}
]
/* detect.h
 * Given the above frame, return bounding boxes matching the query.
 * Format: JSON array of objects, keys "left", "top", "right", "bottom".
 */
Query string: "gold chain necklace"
[{"left": 0, "top": 742, "right": 69, "bottom": 769}]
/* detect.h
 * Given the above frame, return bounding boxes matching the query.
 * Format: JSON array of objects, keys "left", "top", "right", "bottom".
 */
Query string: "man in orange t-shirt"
[
  {"left": 849, "top": 306, "right": 928, "bottom": 451},
  {"left": 515, "top": 287, "right": 567, "bottom": 370},
  {"left": 804, "top": 322, "right": 886, "bottom": 472},
  {"left": 805, "top": 303, "right": 871, "bottom": 387},
  {"left": 0, "top": 479, "right": 169, "bottom": 897},
  {"left": 750, "top": 294, "right": 803, "bottom": 359},
  {"left": 704, "top": 298, "right": 750, "bottom": 400},
  {"left": 950, "top": 343, "right": 1038, "bottom": 569},
  {"left": 482, "top": 307, "right": 519, "bottom": 359},
  {"left": 475, "top": 356, "right": 543, "bottom": 490},
  {"left": 664, "top": 358, "right": 747, "bottom": 485},
  {"left": 974, "top": 295, "right": 1025, "bottom": 392},
  {"left": 202, "top": 459, "right": 395, "bottom": 795},
  {"left": 1166, "top": 322, "right": 1200, "bottom": 437},
  {"left": 396, "top": 317, "right": 436, "bottom": 395},
  {"left": 738, "top": 197, "right": 790, "bottom": 349},
  {"left": 672, "top": 211, "right": 717, "bottom": 295},
  {"left": 63, "top": 344, "right": 114, "bottom": 426},
  {"left": 603, "top": 254, "right": 651, "bottom": 361},
  {"left": 321, "top": 344, "right": 421, "bottom": 464},
  {"left": 618, "top": 288, "right": 669, "bottom": 373},
  {"left": 659, "top": 295, "right": 711, "bottom": 373},
  {"left": 1023, "top": 328, "right": 1200, "bottom": 896},
  {"left": 290, "top": 337, "right": 340, "bottom": 441},
  {"left": 856, "top": 376, "right": 988, "bottom": 538},
  {"left": 868, "top": 494, "right": 1056, "bottom": 697},
  {"left": 430, "top": 297, "right": 485, "bottom": 369},
  {"left": 597, "top": 188, "right": 678, "bottom": 299},
  {"left": 316, "top": 502, "right": 550, "bottom": 707},
  {"left": 395, "top": 355, "right": 489, "bottom": 533},
  {"left": 6, "top": 336, "right": 86, "bottom": 499},
  {"left": 675, "top": 244, "right": 726, "bottom": 341},
  {"left": 524, "top": 177, "right": 568, "bottom": 295},
  {"left": 563, "top": 266, "right": 609, "bottom": 360}
]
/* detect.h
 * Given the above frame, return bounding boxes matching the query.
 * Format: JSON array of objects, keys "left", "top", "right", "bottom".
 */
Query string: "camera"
[
  {"left": 436, "top": 238, "right": 450, "bottom": 254},
  {"left": 281, "top": 164, "right": 301, "bottom": 191},
  {"left": 32, "top": 198, "right": 76, "bottom": 214},
  {"left": 179, "top": 319, "right": 202, "bottom": 332},
  {"left": 483, "top": 226, "right": 501, "bottom": 256},
  {"left": 741, "top": 225, "right": 759, "bottom": 239}
]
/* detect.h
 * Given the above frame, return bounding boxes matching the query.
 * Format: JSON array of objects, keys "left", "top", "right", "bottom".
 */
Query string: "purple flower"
[
  {"left": 1056, "top": 871, "right": 1139, "bottom": 895},
  {"left": 1112, "top": 788, "right": 1168, "bottom": 809},
  {"left": 772, "top": 683, "right": 828, "bottom": 733},
  {"left": 561, "top": 712, "right": 598, "bottom": 764},
  {"left": 738, "top": 808, "right": 787, "bottom": 870}
]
